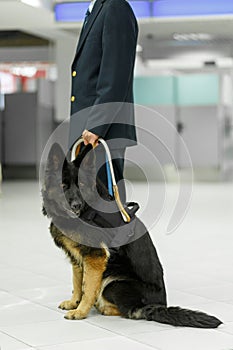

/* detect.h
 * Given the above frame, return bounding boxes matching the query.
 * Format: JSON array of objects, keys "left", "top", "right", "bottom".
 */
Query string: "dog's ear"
[
  {"left": 82, "top": 146, "right": 96, "bottom": 171},
  {"left": 46, "top": 143, "right": 67, "bottom": 172},
  {"left": 74, "top": 144, "right": 96, "bottom": 171}
]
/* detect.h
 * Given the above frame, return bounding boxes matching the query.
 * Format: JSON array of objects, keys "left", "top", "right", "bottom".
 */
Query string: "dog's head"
[{"left": 42, "top": 142, "right": 97, "bottom": 219}]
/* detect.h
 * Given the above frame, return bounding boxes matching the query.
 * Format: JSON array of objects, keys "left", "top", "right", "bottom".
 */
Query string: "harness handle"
[{"left": 71, "top": 137, "right": 131, "bottom": 223}]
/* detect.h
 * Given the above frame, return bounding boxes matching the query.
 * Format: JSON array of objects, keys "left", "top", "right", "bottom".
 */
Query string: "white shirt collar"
[{"left": 89, "top": 0, "right": 97, "bottom": 13}]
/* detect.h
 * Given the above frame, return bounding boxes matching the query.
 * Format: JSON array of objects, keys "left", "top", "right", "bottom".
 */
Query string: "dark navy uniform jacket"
[{"left": 69, "top": 0, "right": 138, "bottom": 149}]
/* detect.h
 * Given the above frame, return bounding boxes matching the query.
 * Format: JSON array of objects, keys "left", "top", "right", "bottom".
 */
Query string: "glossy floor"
[{"left": 0, "top": 181, "right": 233, "bottom": 350}]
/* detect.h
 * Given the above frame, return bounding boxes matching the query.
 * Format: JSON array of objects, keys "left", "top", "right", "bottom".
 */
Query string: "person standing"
[{"left": 69, "top": 0, "right": 138, "bottom": 200}]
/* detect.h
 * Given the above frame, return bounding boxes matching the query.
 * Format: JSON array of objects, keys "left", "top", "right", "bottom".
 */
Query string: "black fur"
[{"left": 42, "top": 143, "right": 222, "bottom": 328}]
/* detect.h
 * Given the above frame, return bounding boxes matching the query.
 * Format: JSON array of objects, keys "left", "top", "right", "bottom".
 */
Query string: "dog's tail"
[{"left": 128, "top": 305, "right": 222, "bottom": 328}]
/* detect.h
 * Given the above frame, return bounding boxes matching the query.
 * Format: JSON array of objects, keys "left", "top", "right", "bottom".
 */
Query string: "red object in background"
[
  {"left": 35, "top": 70, "right": 46, "bottom": 78},
  {"left": 0, "top": 69, "right": 47, "bottom": 93},
  {"left": 19, "top": 69, "right": 46, "bottom": 91},
  {"left": 21, "top": 76, "right": 28, "bottom": 91}
]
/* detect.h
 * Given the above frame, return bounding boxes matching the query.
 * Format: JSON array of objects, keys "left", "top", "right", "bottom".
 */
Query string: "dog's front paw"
[
  {"left": 64, "top": 309, "right": 87, "bottom": 320},
  {"left": 59, "top": 300, "right": 79, "bottom": 310}
]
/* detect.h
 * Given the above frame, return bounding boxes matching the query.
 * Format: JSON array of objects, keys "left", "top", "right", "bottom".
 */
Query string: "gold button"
[
  {"left": 71, "top": 96, "right": 75, "bottom": 102},
  {"left": 72, "top": 71, "right": 77, "bottom": 77}
]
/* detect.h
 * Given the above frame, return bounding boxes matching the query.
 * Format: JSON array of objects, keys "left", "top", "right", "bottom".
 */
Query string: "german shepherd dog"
[{"left": 42, "top": 143, "right": 222, "bottom": 328}]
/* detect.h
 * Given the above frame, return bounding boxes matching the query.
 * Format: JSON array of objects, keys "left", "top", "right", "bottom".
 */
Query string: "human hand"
[{"left": 82, "top": 129, "right": 99, "bottom": 146}]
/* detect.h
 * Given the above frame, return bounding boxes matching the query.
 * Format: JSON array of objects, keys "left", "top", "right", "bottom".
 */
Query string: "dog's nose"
[{"left": 70, "top": 201, "right": 81, "bottom": 212}]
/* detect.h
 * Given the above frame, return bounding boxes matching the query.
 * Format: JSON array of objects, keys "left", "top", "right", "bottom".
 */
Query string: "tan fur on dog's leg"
[
  {"left": 102, "top": 304, "right": 121, "bottom": 316},
  {"left": 59, "top": 264, "right": 83, "bottom": 310},
  {"left": 65, "top": 254, "right": 108, "bottom": 320}
]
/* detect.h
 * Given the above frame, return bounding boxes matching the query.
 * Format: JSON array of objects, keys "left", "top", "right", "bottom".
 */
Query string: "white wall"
[{"left": 54, "top": 37, "right": 77, "bottom": 122}]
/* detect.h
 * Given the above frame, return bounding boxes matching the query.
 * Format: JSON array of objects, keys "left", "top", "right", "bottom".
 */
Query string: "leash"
[
  {"left": 71, "top": 137, "right": 131, "bottom": 223},
  {"left": 105, "top": 153, "right": 113, "bottom": 197}
]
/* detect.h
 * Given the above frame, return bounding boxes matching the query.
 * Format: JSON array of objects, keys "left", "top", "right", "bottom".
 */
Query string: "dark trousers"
[{"left": 95, "top": 146, "right": 126, "bottom": 203}]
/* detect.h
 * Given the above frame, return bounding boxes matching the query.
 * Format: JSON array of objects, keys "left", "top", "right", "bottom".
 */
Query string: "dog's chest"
[{"left": 50, "top": 223, "right": 84, "bottom": 265}]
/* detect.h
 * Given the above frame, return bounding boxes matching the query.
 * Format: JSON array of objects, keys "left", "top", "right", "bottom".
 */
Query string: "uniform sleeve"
[{"left": 85, "top": 0, "right": 138, "bottom": 137}]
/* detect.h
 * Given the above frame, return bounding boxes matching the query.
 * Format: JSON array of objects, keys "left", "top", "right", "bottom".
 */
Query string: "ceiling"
[
  {"left": 0, "top": 30, "right": 49, "bottom": 47},
  {"left": 1, "top": 0, "right": 233, "bottom": 63}
]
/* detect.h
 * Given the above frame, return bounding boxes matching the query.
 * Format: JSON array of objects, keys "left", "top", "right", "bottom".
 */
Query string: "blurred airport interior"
[{"left": 0, "top": 0, "right": 233, "bottom": 183}]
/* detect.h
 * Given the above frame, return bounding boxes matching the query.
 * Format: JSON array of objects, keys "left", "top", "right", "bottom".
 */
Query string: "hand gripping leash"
[{"left": 71, "top": 137, "right": 131, "bottom": 223}]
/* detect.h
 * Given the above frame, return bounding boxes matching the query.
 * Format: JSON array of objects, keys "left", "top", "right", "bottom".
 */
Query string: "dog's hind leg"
[
  {"left": 103, "top": 281, "right": 222, "bottom": 328},
  {"left": 59, "top": 264, "right": 83, "bottom": 310},
  {"left": 102, "top": 280, "right": 145, "bottom": 317}
]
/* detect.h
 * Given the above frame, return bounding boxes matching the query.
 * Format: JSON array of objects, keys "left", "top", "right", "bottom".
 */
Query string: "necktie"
[{"left": 83, "top": 9, "right": 91, "bottom": 27}]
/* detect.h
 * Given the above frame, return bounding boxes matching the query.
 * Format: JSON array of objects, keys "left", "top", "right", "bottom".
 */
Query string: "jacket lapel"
[{"left": 75, "top": 0, "right": 106, "bottom": 59}]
